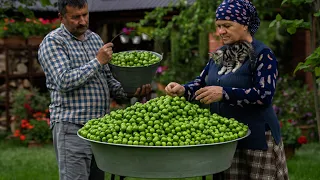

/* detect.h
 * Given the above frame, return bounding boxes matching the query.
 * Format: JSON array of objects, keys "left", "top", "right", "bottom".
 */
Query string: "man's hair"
[{"left": 58, "top": 0, "right": 87, "bottom": 15}]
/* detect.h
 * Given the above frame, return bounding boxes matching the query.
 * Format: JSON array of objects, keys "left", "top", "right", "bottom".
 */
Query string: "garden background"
[{"left": 0, "top": 0, "right": 319, "bottom": 179}]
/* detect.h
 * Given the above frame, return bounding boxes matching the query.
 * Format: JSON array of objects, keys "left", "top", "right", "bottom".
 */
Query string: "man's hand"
[
  {"left": 96, "top": 43, "right": 113, "bottom": 65},
  {"left": 132, "top": 84, "right": 152, "bottom": 98},
  {"left": 195, "top": 86, "right": 223, "bottom": 104}
]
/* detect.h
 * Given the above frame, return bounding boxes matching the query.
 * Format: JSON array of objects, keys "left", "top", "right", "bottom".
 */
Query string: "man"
[{"left": 38, "top": 0, "right": 151, "bottom": 179}]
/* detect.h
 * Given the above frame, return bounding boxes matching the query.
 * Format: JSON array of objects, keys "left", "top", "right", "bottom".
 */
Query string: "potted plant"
[
  {"left": 0, "top": 18, "right": 27, "bottom": 46},
  {"left": 120, "top": 27, "right": 134, "bottom": 44},
  {"left": 278, "top": 119, "right": 307, "bottom": 159},
  {"left": 273, "top": 75, "right": 317, "bottom": 142},
  {"left": 0, "top": 17, "right": 60, "bottom": 46},
  {"left": 13, "top": 110, "right": 51, "bottom": 147},
  {"left": 10, "top": 88, "right": 51, "bottom": 146},
  {"left": 26, "top": 17, "right": 60, "bottom": 46}
]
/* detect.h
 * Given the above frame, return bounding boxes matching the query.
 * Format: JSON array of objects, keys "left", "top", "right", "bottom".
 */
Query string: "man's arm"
[{"left": 38, "top": 36, "right": 102, "bottom": 92}]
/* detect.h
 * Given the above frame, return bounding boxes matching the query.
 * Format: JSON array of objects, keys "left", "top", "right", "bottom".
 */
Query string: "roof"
[{"left": 23, "top": 0, "right": 196, "bottom": 12}]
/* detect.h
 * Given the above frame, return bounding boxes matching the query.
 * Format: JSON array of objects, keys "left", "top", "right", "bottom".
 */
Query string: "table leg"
[
  {"left": 110, "top": 174, "right": 115, "bottom": 180},
  {"left": 120, "top": 176, "right": 125, "bottom": 180},
  {"left": 202, "top": 176, "right": 206, "bottom": 180},
  {"left": 212, "top": 172, "right": 224, "bottom": 180}
]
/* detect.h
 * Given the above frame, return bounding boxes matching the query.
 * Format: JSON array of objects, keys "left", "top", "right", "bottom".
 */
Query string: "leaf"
[
  {"left": 295, "top": 19, "right": 304, "bottom": 25},
  {"left": 276, "top": 14, "right": 282, "bottom": 21},
  {"left": 40, "top": 0, "right": 52, "bottom": 6},
  {"left": 269, "top": 20, "right": 276, "bottom": 28},
  {"left": 305, "top": 0, "right": 314, "bottom": 3},
  {"left": 281, "top": 0, "right": 288, "bottom": 5},
  {"left": 315, "top": 67, "right": 320, "bottom": 77},
  {"left": 314, "top": 11, "right": 320, "bottom": 17},
  {"left": 293, "top": 62, "right": 310, "bottom": 74},
  {"left": 287, "top": 26, "right": 297, "bottom": 34}
]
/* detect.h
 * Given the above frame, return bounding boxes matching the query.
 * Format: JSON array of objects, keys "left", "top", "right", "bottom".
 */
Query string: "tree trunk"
[{"left": 311, "top": 0, "right": 320, "bottom": 142}]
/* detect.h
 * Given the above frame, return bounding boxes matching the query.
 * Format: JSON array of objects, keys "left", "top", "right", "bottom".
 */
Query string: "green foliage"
[
  {"left": 10, "top": 88, "right": 51, "bottom": 145},
  {"left": 0, "top": 0, "right": 52, "bottom": 19},
  {"left": 128, "top": 0, "right": 222, "bottom": 84},
  {"left": 273, "top": 75, "right": 317, "bottom": 143},
  {"left": 269, "top": 0, "right": 320, "bottom": 76},
  {"left": 0, "top": 18, "right": 60, "bottom": 38},
  {"left": 281, "top": 119, "right": 302, "bottom": 145},
  {"left": 274, "top": 75, "right": 316, "bottom": 126},
  {"left": 27, "top": 118, "right": 52, "bottom": 144},
  {"left": 11, "top": 88, "right": 50, "bottom": 120},
  {"left": 254, "top": 21, "right": 278, "bottom": 50},
  {"left": 269, "top": 14, "right": 310, "bottom": 34},
  {"left": 294, "top": 47, "right": 320, "bottom": 75}
]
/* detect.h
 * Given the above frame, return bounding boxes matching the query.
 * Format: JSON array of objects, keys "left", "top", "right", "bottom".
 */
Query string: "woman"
[{"left": 165, "top": 0, "right": 289, "bottom": 179}]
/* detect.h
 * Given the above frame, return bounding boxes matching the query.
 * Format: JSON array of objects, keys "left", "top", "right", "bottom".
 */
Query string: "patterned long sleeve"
[
  {"left": 38, "top": 24, "right": 127, "bottom": 125},
  {"left": 38, "top": 36, "right": 102, "bottom": 92},
  {"left": 183, "top": 62, "right": 210, "bottom": 101},
  {"left": 222, "top": 49, "right": 278, "bottom": 106}
]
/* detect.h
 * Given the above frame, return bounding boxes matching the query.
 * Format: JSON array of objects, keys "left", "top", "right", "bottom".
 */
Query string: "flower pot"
[
  {"left": 132, "top": 36, "right": 141, "bottom": 44},
  {"left": 120, "top": 35, "right": 129, "bottom": 44},
  {"left": 298, "top": 125, "right": 315, "bottom": 136},
  {"left": 27, "top": 36, "right": 44, "bottom": 46},
  {"left": 141, "top": 33, "right": 149, "bottom": 40},
  {"left": 28, "top": 140, "right": 43, "bottom": 148},
  {"left": 284, "top": 144, "right": 295, "bottom": 159},
  {"left": 3, "top": 36, "right": 26, "bottom": 47}
]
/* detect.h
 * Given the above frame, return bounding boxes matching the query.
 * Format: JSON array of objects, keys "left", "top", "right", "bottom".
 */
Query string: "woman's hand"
[
  {"left": 195, "top": 86, "right": 223, "bottom": 104},
  {"left": 165, "top": 82, "right": 185, "bottom": 97}
]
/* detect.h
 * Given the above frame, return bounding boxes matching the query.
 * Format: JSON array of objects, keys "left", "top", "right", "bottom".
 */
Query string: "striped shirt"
[
  {"left": 38, "top": 24, "right": 127, "bottom": 127},
  {"left": 184, "top": 48, "right": 278, "bottom": 107}
]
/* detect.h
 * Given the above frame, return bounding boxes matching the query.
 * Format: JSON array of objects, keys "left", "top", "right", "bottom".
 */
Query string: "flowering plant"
[
  {"left": 273, "top": 75, "right": 315, "bottom": 145},
  {"left": 121, "top": 27, "right": 138, "bottom": 38},
  {"left": 154, "top": 65, "right": 172, "bottom": 85},
  {"left": 0, "top": 17, "right": 60, "bottom": 38},
  {"left": 279, "top": 119, "right": 307, "bottom": 147},
  {"left": 13, "top": 111, "right": 51, "bottom": 144},
  {"left": 273, "top": 75, "right": 316, "bottom": 127},
  {"left": 10, "top": 88, "right": 51, "bottom": 145}
]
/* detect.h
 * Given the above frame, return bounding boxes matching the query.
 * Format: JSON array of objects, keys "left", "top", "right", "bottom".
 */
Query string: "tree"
[
  {"left": 0, "top": 0, "right": 52, "bottom": 18},
  {"left": 127, "top": 0, "right": 222, "bottom": 84},
  {"left": 269, "top": 0, "right": 320, "bottom": 142}
]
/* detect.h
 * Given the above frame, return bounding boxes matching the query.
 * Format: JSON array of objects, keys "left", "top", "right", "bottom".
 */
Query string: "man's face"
[
  {"left": 60, "top": 4, "right": 89, "bottom": 37},
  {"left": 215, "top": 20, "right": 248, "bottom": 45}
]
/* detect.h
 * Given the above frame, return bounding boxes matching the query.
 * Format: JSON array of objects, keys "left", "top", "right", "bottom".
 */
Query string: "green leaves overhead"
[{"left": 294, "top": 47, "right": 320, "bottom": 75}]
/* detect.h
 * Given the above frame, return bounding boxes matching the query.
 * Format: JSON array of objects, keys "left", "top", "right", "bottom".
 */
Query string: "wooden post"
[{"left": 310, "top": 0, "right": 320, "bottom": 142}]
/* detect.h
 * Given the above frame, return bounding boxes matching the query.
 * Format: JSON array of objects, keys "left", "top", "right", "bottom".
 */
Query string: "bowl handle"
[{"left": 110, "top": 30, "right": 164, "bottom": 57}]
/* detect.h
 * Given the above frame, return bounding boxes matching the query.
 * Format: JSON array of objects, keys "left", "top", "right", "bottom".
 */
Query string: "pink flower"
[{"left": 122, "top": 27, "right": 134, "bottom": 35}]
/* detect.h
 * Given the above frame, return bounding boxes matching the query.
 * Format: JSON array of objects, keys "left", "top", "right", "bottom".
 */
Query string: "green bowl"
[
  {"left": 78, "top": 129, "right": 251, "bottom": 179},
  {"left": 109, "top": 50, "right": 163, "bottom": 94}
]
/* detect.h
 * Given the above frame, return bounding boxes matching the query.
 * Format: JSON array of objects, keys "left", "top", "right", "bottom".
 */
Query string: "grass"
[
  {"left": 286, "top": 143, "right": 320, "bottom": 180},
  {"left": 0, "top": 139, "right": 319, "bottom": 180}
]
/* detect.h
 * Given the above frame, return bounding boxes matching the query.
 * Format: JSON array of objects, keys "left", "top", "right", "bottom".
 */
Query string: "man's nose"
[
  {"left": 217, "top": 27, "right": 226, "bottom": 35},
  {"left": 79, "top": 16, "right": 86, "bottom": 25}
]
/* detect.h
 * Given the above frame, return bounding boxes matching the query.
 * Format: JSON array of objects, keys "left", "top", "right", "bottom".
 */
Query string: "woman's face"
[{"left": 215, "top": 20, "right": 249, "bottom": 45}]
